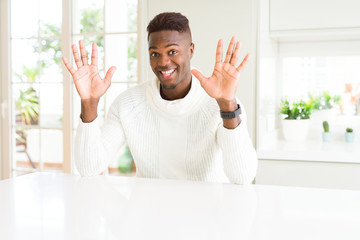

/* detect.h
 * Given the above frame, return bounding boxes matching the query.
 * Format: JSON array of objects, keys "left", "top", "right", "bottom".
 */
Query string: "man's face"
[{"left": 148, "top": 30, "right": 194, "bottom": 90}]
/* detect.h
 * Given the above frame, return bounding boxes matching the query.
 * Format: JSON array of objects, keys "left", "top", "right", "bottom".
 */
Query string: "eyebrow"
[{"left": 148, "top": 43, "right": 179, "bottom": 50}]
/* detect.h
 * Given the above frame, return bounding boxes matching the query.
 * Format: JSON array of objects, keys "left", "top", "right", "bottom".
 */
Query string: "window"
[
  {"left": 257, "top": 40, "right": 360, "bottom": 162},
  {"left": 3, "top": 0, "right": 139, "bottom": 177},
  {"left": 10, "top": 0, "right": 64, "bottom": 175},
  {"left": 280, "top": 42, "right": 360, "bottom": 116}
]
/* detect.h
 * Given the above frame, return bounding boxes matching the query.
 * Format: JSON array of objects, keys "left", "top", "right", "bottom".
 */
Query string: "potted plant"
[
  {"left": 15, "top": 87, "right": 39, "bottom": 125},
  {"left": 14, "top": 64, "right": 40, "bottom": 169},
  {"left": 280, "top": 98, "right": 312, "bottom": 142},
  {"left": 309, "top": 91, "right": 341, "bottom": 121},
  {"left": 322, "top": 121, "right": 331, "bottom": 142},
  {"left": 118, "top": 145, "right": 135, "bottom": 174},
  {"left": 345, "top": 128, "right": 355, "bottom": 143}
]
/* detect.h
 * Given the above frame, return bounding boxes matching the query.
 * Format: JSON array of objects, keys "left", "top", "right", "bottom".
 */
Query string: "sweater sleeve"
[
  {"left": 216, "top": 102, "right": 258, "bottom": 184},
  {"left": 74, "top": 105, "right": 126, "bottom": 177}
]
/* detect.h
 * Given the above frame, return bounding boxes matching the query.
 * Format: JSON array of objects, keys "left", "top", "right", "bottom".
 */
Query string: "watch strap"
[{"left": 220, "top": 104, "right": 242, "bottom": 119}]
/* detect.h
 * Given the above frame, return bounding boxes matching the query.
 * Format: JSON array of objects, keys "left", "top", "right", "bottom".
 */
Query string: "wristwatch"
[{"left": 220, "top": 104, "right": 242, "bottom": 119}]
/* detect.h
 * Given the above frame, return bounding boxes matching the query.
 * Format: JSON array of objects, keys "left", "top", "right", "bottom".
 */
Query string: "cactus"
[
  {"left": 322, "top": 121, "right": 329, "bottom": 132},
  {"left": 346, "top": 128, "right": 353, "bottom": 133}
]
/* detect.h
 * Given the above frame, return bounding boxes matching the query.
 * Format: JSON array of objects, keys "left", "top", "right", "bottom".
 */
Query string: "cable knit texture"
[{"left": 75, "top": 74, "right": 258, "bottom": 184}]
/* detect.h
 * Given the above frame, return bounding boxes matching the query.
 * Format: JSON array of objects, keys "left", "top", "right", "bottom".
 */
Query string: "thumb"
[
  {"left": 191, "top": 69, "right": 207, "bottom": 87},
  {"left": 104, "top": 66, "right": 117, "bottom": 84}
]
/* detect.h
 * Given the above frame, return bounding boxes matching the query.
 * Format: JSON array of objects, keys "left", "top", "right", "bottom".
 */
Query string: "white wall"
[
  {"left": 270, "top": 0, "right": 360, "bottom": 31},
  {"left": 141, "top": 0, "right": 259, "bottom": 142},
  {"left": 269, "top": 0, "right": 360, "bottom": 41}
]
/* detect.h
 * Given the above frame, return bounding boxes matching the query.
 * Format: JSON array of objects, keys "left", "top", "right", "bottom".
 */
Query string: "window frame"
[
  {"left": 0, "top": 0, "right": 143, "bottom": 179},
  {"left": 0, "top": 0, "right": 11, "bottom": 179}
]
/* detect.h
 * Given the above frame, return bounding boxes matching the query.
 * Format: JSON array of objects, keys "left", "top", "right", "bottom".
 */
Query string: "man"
[{"left": 62, "top": 12, "right": 258, "bottom": 184}]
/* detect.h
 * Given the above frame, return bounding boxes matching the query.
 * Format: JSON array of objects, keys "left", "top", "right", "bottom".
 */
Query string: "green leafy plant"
[
  {"left": 80, "top": 7, "right": 104, "bottom": 48},
  {"left": 15, "top": 127, "right": 26, "bottom": 143},
  {"left": 323, "top": 121, "right": 329, "bottom": 132},
  {"left": 280, "top": 98, "right": 312, "bottom": 120},
  {"left": 308, "top": 91, "right": 341, "bottom": 110},
  {"left": 14, "top": 65, "right": 40, "bottom": 83},
  {"left": 34, "top": 23, "right": 62, "bottom": 67},
  {"left": 14, "top": 62, "right": 41, "bottom": 125},
  {"left": 346, "top": 128, "right": 353, "bottom": 133},
  {"left": 16, "top": 87, "right": 40, "bottom": 125}
]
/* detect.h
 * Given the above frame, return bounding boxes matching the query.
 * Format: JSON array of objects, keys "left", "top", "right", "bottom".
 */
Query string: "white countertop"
[
  {"left": 257, "top": 139, "right": 360, "bottom": 163},
  {"left": 1, "top": 172, "right": 360, "bottom": 240},
  {"left": 257, "top": 128, "right": 360, "bottom": 163}
]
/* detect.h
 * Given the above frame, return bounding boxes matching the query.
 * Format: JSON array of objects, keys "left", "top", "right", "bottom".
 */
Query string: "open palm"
[
  {"left": 191, "top": 37, "right": 249, "bottom": 102},
  {"left": 62, "top": 40, "right": 116, "bottom": 100}
]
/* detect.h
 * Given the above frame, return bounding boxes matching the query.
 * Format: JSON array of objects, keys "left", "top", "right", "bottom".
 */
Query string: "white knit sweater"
[{"left": 75, "top": 74, "right": 258, "bottom": 184}]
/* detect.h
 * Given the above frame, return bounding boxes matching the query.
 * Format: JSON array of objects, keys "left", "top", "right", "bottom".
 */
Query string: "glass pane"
[
  {"left": 282, "top": 56, "right": 360, "bottom": 116},
  {"left": 41, "top": 130, "right": 63, "bottom": 171},
  {"left": 104, "top": 83, "right": 137, "bottom": 113},
  {"left": 39, "top": 83, "right": 63, "bottom": 128},
  {"left": 40, "top": 38, "right": 63, "bottom": 81},
  {"left": 13, "top": 128, "right": 40, "bottom": 170},
  {"left": 105, "top": 0, "right": 137, "bottom": 32},
  {"left": 13, "top": 84, "right": 40, "bottom": 126},
  {"left": 11, "top": 0, "right": 39, "bottom": 38},
  {"left": 72, "top": 0, "right": 104, "bottom": 34},
  {"left": 72, "top": 35, "right": 105, "bottom": 73},
  {"left": 11, "top": 39, "right": 40, "bottom": 83},
  {"left": 39, "top": 0, "right": 62, "bottom": 37},
  {"left": 105, "top": 34, "right": 137, "bottom": 82}
]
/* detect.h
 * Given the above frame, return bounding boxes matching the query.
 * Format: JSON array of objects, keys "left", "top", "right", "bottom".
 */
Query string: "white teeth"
[{"left": 161, "top": 69, "right": 175, "bottom": 76}]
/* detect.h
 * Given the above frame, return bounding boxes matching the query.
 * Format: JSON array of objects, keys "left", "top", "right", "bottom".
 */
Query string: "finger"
[
  {"left": 104, "top": 66, "right": 117, "bottom": 85},
  {"left": 91, "top": 42, "right": 98, "bottom": 67},
  {"left": 79, "top": 40, "right": 88, "bottom": 66},
  {"left": 72, "top": 44, "right": 82, "bottom": 68},
  {"left": 62, "top": 57, "right": 76, "bottom": 75},
  {"left": 230, "top": 41, "right": 241, "bottom": 66},
  {"left": 191, "top": 69, "right": 208, "bottom": 87},
  {"left": 215, "top": 39, "right": 223, "bottom": 63},
  {"left": 224, "top": 36, "right": 236, "bottom": 63},
  {"left": 236, "top": 53, "right": 250, "bottom": 72}
]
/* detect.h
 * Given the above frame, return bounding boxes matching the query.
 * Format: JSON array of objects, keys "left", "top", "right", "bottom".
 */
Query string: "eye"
[
  {"left": 169, "top": 50, "right": 177, "bottom": 55},
  {"left": 150, "top": 52, "right": 159, "bottom": 57}
]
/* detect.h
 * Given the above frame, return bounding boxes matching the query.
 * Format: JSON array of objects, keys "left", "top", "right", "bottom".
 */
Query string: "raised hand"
[
  {"left": 62, "top": 40, "right": 116, "bottom": 100},
  {"left": 191, "top": 36, "right": 249, "bottom": 102}
]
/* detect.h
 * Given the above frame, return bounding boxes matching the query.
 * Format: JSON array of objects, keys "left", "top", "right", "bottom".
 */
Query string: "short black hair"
[{"left": 147, "top": 12, "right": 191, "bottom": 40}]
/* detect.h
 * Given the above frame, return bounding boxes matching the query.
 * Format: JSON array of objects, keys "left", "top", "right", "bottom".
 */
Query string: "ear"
[{"left": 189, "top": 42, "right": 194, "bottom": 59}]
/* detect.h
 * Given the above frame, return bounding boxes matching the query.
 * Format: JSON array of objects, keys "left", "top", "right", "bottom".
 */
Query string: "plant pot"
[
  {"left": 345, "top": 132, "right": 355, "bottom": 143},
  {"left": 281, "top": 119, "right": 310, "bottom": 142},
  {"left": 322, "top": 132, "right": 331, "bottom": 142}
]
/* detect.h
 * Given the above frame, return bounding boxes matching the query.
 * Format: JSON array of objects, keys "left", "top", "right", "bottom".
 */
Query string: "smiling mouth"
[{"left": 159, "top": 69, "right": 176, "bottom": 79}]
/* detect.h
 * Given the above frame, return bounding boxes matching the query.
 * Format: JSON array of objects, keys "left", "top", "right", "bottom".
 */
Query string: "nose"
[{"left": 158, "top": 54, "right": 170, "bottom": 67}]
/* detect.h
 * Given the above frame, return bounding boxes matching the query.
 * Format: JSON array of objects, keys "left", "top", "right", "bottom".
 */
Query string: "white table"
[{"left": 0, "top": 172, "right": 359, "bottom": 240}]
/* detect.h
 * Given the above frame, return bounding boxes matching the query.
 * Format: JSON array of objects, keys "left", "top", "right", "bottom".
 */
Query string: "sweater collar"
[{"left": 146, "top": 71, "right": 208, "bottom": 117}]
